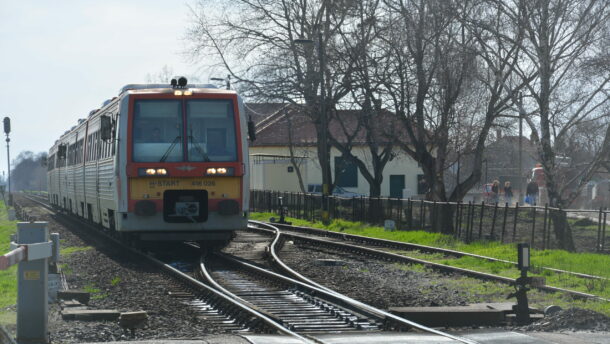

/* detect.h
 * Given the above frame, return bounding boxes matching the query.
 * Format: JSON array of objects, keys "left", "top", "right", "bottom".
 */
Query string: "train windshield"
[
  {"left": 132, "top": 100, "right": 183, "bottom": 162},
  {"left": 186, "top": 99, "right": 237, "bottom": 162}
]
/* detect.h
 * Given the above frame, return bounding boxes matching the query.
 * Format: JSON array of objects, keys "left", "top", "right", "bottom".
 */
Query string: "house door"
[{"left": 390, "top": 175, "right": 405, "bottom": 199}]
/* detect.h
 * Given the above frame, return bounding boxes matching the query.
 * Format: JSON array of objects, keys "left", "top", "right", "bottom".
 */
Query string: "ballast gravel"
[
  {"left": 276, "top": 239, "right": 610, "bottom": 332},
  {"left": 15, "top": 197, "right": 225, "bottom": 343}
]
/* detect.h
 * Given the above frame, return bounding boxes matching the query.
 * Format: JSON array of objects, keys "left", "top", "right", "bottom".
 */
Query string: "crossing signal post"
[{"left": 3, "top": 117, "right": 11, "bottom": 205}]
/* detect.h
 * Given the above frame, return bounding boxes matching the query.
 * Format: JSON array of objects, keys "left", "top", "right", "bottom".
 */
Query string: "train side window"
[
  {"left": 67, "top": 144, "right": 72, "bottom": 165},
  {"left": 86, "top": 135, "right": 92, "bottom": 162},
  {"left": 94, "top": 131, "right": 100, "bottom": 160},
  {"left": 47, "top": 154, "right": 54, "bottom": 171},
  {"left": 76, "top": 139, "right": 83, "bottom": 164}
]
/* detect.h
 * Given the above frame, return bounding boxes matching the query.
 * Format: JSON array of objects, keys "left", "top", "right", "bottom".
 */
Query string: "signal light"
[
  {"left": 206, "top": 168, "right": 217, "bottom": 175},
  {"left": 156, "top": 168, "right": 167, "bottom": 175}
]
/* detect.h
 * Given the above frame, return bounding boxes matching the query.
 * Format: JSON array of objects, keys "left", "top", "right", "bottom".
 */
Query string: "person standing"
[
  {"left": 491, "top": 180, "right": 500, "bottom": 204},
  {"left": 504, "top": 181, "right": 513, "bottom": 204},
  {"left": 526, "top": 179, "right": 539, "bottom": 205}
]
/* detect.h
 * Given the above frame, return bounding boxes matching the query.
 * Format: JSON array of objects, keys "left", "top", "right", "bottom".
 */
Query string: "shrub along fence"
[{"left": 250, "top": 190, "right": 608, "bottom": 254}]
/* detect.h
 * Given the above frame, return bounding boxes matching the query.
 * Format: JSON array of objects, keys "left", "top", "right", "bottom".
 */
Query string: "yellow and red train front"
[{"left": 122, "top": 91, "right": 246, "bottom": 238}]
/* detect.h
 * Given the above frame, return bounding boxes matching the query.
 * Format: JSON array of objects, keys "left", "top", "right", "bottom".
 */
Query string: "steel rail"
[
  {"left": 248, "top": 221, "right": 480, "bottom": 344},
  {"left": 197, "top": 254, "right": 317, "bottom": 343},
  {"left": 18, "top": 195, "right": 310, "bottom": 341},
  {"left": 249, "top": 221, "right": 609, "bottom": 303},
  {"left": 261, "top": 221, "right": 608, "bottom": 281}
]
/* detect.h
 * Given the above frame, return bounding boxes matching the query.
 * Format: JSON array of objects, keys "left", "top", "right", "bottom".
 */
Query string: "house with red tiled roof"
[{"left": 246, "top": 103, "right": 424, "bottom": 197}]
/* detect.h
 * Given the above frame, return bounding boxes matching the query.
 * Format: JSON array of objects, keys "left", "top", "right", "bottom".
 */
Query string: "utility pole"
[
  {"left": 4, "top": 117, "right": 11, "bottom": 205},
  {"left": 317, "top": 29, "right": 330, "bottom": 223},
  {"left": 518, "top": 93, "right": 524, "bottom": 201}
]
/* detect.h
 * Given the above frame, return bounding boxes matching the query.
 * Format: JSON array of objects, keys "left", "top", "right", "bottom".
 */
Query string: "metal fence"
[{"left": 250, "top": 190, "right": 608, "bottom": 253}]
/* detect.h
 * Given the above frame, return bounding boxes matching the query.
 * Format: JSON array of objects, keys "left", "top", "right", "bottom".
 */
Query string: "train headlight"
[
  {"left": 205, "top": 167, "right": 234, "bottom": 176},
  {"left": 183, "top": 90, "right": 193, "bottom": 96},
  {"left": 174, "top": 90, "right": 183, "bottom": 96},
  {"left": 138, "top": 168, "right": 169, "bottom": 176}
]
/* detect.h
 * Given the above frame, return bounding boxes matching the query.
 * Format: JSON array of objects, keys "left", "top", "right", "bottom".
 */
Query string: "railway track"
[
  {"left": 18, "top": 194, "right": 479, "bottom": 343},
  {"left": 201, "top": 230, "right": 478, "bottom": 343},
  {"left": 16, "top": 195, "right": 307, "bottom": 339},
  {"left": 248, "top": 220, "right": 609, "bottom": 302}
]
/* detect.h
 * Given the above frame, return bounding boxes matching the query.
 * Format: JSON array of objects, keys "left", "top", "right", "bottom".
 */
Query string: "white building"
[{"left": 246, "top": 103, "right": 424, "bottom": 198}]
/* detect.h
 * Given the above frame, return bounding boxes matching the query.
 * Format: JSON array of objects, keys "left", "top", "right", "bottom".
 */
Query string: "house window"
[{"left": 335, "top": 157, "right": 357, "bottom": 187}]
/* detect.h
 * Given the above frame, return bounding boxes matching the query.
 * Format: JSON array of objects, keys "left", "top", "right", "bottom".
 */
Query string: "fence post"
[
  {"left": 490, "top": 202, "right": 499, "bottom": 240},
  {"left": 16, "top": 222, "right": 52, "bottom": 344},
  {"left": 478, "top": 201, "right": 485, "bottom": 240},
  {"left": 542, "top": 204, "right": 549, "bottom": 250},
  {"left": 530, "top": 206, "right": 537, "bottom": 247},
  {"left": 513, "top": 202, "right": 519, "bottom": 242},
  {"left": 407, "top": 199, "right": 413, "bottom": 230},
  {"left": 601, "top": 212, "right": 608, "bottom": 252},
  {"left": 419, "top": 200, "right": 425, "bottom": 231},
  {"left": 597, "top": 207, "right": 603, "bottom": 253},
  {"left": 455, "top": 201, "right": 461, "bottom": 239},
  {"left": 463, "top": 202, "right": 469, "bottom": 242},
  {"left": 397, "top": 198, "right": 403, "bottom": 230},
  {"left": 501, "top": 202, "right": 509, "bottom": 243},
  {"left": 469, "top": 201, "right": 476, "bottom": 242},
  {"left": 432, "top": 201, "right": 437, "bottom": 232}
]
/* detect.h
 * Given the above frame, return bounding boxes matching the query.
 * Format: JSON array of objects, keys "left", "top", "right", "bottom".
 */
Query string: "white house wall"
[{"left": 249, "top": 146, "right": 422, "bottom": 197}]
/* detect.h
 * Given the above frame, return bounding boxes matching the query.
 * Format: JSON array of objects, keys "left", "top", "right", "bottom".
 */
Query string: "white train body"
[{"left": 47, "top": 82, "right": 250, "bottom": 241}]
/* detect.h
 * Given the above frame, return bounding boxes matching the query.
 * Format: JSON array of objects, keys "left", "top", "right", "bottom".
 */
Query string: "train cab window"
[
  {"left": 132, "top": 100, "right": 183, "bottom": 162},
  {"left": 186, "top": 99, "right": 237, "bottom": 162},
  {"left": 47, "top": 154, "right": 55, "bottom": 171}
]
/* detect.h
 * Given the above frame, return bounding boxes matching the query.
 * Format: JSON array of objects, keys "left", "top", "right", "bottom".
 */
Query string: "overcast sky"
[{"left": 0, "top": 1, "right": 210, "bottom": 173}]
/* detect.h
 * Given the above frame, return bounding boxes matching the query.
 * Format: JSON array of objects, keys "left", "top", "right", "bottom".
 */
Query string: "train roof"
[{"left": 119, "top": 83, "right": 236, "bottom": 95}]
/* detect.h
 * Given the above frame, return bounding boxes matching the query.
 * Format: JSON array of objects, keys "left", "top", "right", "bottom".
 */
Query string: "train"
[{"left": 47, "top": 77, "right": 253, "bottom": 243}]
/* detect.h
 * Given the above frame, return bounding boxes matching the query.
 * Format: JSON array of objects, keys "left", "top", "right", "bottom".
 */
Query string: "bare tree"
[
  {"left": 378, "top": 0, "right": 529, "bottom": 233},
  {"left": 186, "top": 0, "right": 355, "bottom": 195},
  {"left": 499, "top": 0, "right": 610, "bottom": 250},
  {"left": 326, "top": 0, "right": 399, "bottom": 199}
]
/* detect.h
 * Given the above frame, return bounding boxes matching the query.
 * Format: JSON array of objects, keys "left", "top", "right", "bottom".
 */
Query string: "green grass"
[
  {"left": 61, "top": 246, "right": 92, "bottom": 255},
  {"left": 110, "top": 276, "right": 121, "bottom": 286},
  {"left": 83, "top": 283, "right": 107, "bottom": 300},
  {"left": 252, "top": 212, "right": 610, "bottom": 315},
  {"left": 59, "top": 263, "right": 73, "bottom": 275},
  {"left": 0, "top": 201, "right": 18, "bottom": 327}
]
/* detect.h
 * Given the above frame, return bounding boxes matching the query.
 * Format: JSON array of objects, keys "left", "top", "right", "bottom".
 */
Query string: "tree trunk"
[
  {"left": 548, "top": 209, "right": 576, "bottom": 252},
  {"left": 436, "top": 203, "right": 455, "bottom": 234}
]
